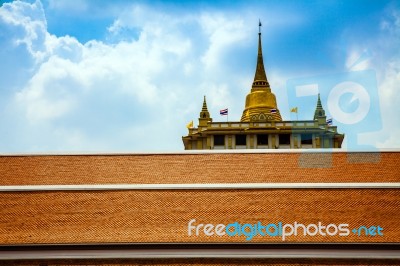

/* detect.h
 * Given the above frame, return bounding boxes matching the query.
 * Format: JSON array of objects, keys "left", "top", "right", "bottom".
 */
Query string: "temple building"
[{"left": 182, "top": 25, "right": 344, "bottom": 150}]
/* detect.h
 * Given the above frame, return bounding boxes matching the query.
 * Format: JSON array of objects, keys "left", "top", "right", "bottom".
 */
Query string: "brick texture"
[
  {"left": 0, "top": 189, "right": 398, "bottom": 244},
  {"left": 0, "top": 152, "right": 399, "bottom": 185}
]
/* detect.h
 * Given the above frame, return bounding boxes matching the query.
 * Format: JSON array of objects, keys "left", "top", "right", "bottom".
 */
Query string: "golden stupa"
[{"left": 241, "top": 26, "right": 282, "bottom": 122}]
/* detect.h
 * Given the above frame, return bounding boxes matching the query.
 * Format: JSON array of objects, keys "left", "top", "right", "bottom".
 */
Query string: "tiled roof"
[
  {"left": 0, "top": 151, "right": 398, "bottom": 245},
  {"left": 0, "top": 151, "right": 398, "bottom": 185}
]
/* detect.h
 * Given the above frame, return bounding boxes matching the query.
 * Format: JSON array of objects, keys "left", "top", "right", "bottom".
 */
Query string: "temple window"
[
  {"left": 279, "top": 134, "right": 290, "bottom": 145},
  {"left": 214, "top": 135, "right": 225, "bottom": 146},
  {"left": 257, "top": 134, "right": 268, "bottom": 145},
  {"left": 236, "top": 135, "right": 247, "bottom": 146}
]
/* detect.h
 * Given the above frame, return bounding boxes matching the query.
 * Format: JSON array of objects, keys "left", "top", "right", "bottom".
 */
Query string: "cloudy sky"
[{"left": 0, "top": 0, "right": 399, "bottom": 152}]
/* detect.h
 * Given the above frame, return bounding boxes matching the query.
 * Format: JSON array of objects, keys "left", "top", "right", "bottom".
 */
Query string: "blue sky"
[{"left": 0, "top": 0, "right": 399, "bottom": 152}]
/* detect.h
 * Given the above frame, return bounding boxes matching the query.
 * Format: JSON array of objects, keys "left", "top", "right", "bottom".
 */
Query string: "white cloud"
[
  {"left": 199, "top": 14, "right": 250, "bottom": 72},
  {"left": 0, "top": 0, "right": 48, "bottom": 61},
  {"left": 380, "top": 7, "right": 400, "bottom": 34},
  {"left": 356, "top": 6, "right": 400, "bottom": 149},
  {"left": 16, "top": 56, "right": 82, "bottom": 122},
  {"left": 0, "top": 0, "right": 261, "bottom": 152},
  {"left": 373, "top": 60, "right": 400, "bottom": 148}
]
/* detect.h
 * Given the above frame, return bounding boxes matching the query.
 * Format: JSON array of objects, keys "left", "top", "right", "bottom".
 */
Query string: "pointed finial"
[
  {"left": 202, "top": 95, "right": 208, "bottom": 112},
  {"left": 317, "top": 93, "right": 323, "bottom": 108},
  {"left": 252, "top": 20, "right": 269, "bottom": 87}
]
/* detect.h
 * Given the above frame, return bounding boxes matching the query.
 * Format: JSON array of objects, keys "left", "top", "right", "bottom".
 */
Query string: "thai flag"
[
  {"left": 270, "top": 108, "right": 277, "bottom": 114},
  {"left": 327, "top": 118, "right": 333, "bottom": 125},
  {"left": 220, "top": 108, "right": 228, "bottom": 115}
]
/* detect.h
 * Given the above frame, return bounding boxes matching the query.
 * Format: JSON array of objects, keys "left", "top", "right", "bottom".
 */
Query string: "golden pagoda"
[
  {"left": 241, "top": 24, "right": 282, "bottom": 122},
  {"left": 182, "top": 23, "right": 344, "bottom": 150}
]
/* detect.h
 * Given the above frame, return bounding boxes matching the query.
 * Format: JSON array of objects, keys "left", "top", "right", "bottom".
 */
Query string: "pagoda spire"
[
  {"left": 252, "top": 19, "right": 269, "bottom": 88},
  {"left": 240, "top": 21, "right": 281, "bottom": 122},
  {"left": 314, "top": 93, "right": 326, "bottom": 120},
  {"left": 316, "top": 93, "right": 323, "bottom": 108},
  {"left": 201, "top": 95, "right": 208, "bottom": 112},
  {"left": 198, "top": 95, "right": 212, "bottom": 128},
  {"left": 313, "top": 93, "right": 327, "bottom": 128}
]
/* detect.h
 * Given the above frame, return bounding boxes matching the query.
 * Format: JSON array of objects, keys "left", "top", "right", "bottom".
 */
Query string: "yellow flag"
[
  {"left": 186, "top": 120, "right": 193, "bottom": 129},
  {"left": 290, "top": 107, "right": 298, "bottom": 113}
]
